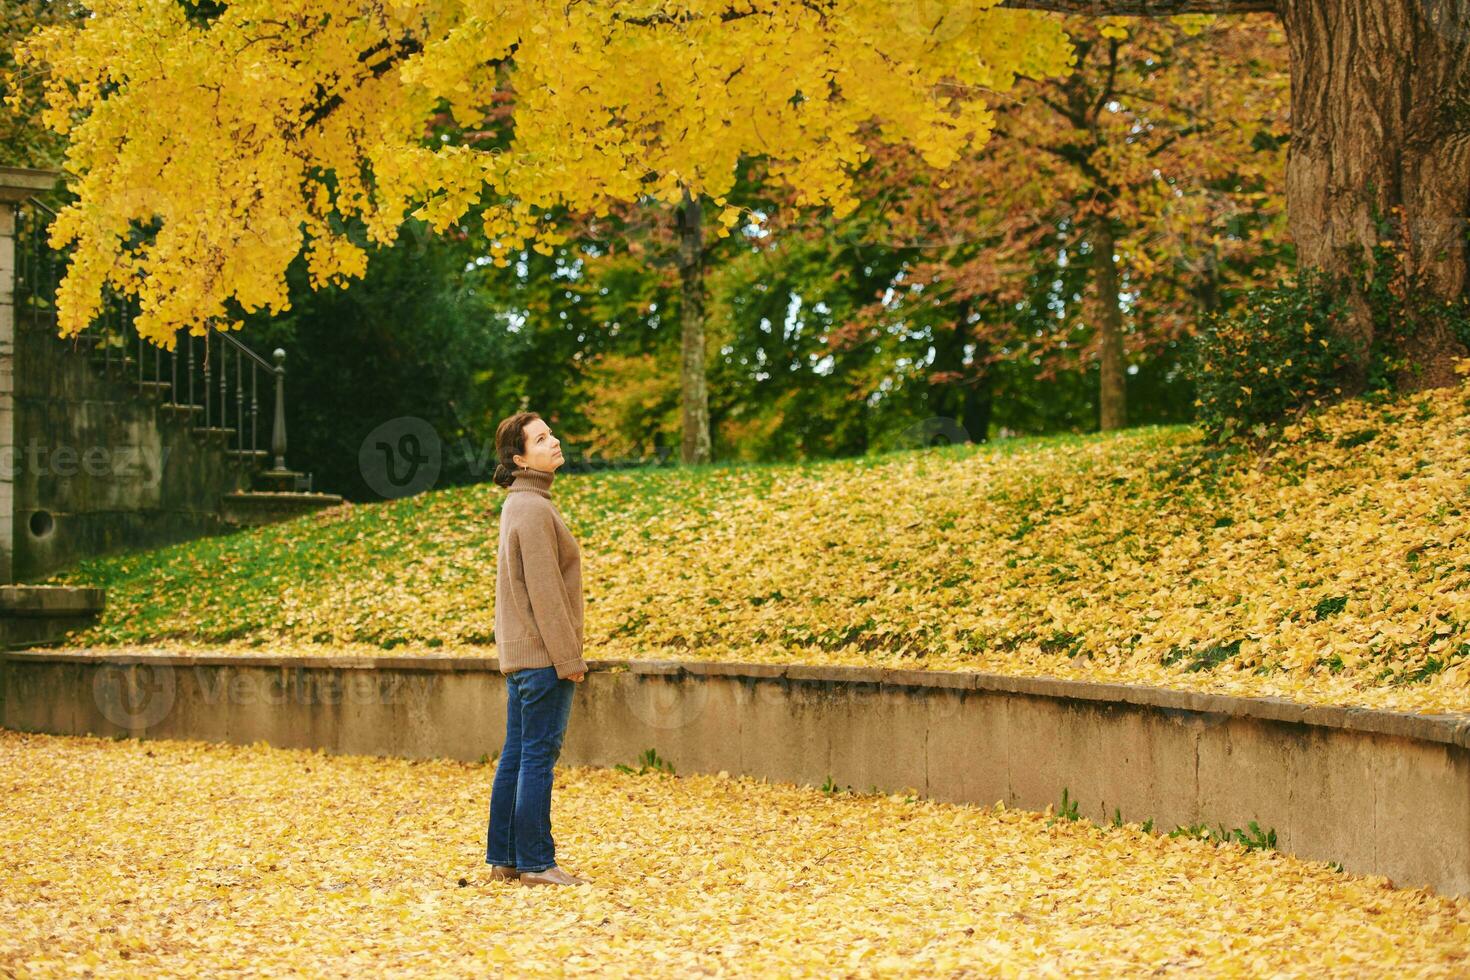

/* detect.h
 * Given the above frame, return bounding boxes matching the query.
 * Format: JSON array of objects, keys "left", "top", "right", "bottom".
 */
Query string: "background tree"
[
  {"left": 834, "top": 14, "right": 1287, "bottom": 433},
  {"left": 1001, "top": 0, "right": 1470, "bottom": 392},
  {"left": 235, "top": 216, "right": 503, "bottom": 501},
  {"left": 0, "top": 0, "right": 85, "bottom": 167}
]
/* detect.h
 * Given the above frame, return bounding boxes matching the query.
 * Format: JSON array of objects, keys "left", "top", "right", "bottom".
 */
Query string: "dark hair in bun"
[{"left": 492, "top": 411, "right": 542, "bottom": 488}]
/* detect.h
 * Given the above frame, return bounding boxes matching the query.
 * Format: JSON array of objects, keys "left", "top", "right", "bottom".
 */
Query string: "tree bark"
[
  {"left": 1093, "top": 218, "right": 1127, "bottom": 430},
  {"left": 957, "top": 336, "right": 996, "bottom": 445},
  {"left": 930, "top": 301, "right": 995, "bottom": 443},
  {"left": 1281, "top": 0, "right": 1470, "bottom": 391},
  {"left": 1001, "top": 0, "right": 1470, "bottom": 391},
  {"left": 675, "top": 186, "right": 713, "bottom": 464}
]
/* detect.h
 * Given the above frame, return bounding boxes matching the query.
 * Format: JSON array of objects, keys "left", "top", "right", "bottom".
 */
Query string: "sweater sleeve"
[{"left": 514, "top": 505, "right": 588, "bottom": 679}]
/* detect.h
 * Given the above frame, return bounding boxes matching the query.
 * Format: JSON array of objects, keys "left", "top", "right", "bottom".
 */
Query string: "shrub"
[
  {"left": 1188, "top": 269, "right": 1365, "bottom": 443},
  {"left": 1190, "top": 205, "right": 1470, "bottom": 444},
  {"left": 1357, "top": 209, "right": 1470, "bottom": 393}
]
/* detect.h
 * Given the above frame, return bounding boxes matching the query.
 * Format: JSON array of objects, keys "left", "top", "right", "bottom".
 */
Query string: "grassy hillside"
[{"left": 43, "top": 379, "right": 1470, "bottom": 714}]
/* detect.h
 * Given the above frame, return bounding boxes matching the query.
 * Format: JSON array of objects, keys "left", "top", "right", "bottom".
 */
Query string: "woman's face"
[{"left": 514, "top": 419, "right": 564, "bottom": 473}]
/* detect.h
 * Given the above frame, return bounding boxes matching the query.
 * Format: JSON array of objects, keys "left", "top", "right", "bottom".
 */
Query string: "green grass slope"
[{"left": 42, "top": 380, "right": 1470, "bottom": 714}]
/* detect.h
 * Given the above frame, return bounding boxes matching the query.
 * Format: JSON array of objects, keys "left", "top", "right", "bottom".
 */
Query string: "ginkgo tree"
[
  {"left": 13, "top": 0, "right": 1466, "bottom": 437},
  {"left": 840, "top": 13, "right": 1289, "bottom": 433},
  {"left": 11, "top": 0, "right": 1086, "bottom": 462}
]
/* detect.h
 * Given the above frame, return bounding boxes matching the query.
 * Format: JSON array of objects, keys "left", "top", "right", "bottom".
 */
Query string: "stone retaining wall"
[{"left": 3, "top": 650, "right": 1467, "bottom": 896}]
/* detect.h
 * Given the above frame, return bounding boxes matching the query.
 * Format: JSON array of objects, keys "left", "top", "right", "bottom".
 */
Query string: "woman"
[{"left": 485, "top": 411, "right": 591, "bottom": 887}]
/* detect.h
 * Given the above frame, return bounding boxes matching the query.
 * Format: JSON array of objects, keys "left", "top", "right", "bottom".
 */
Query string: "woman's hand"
[{"left": 566, "top": 671, "right": 586, "bottom": 682}]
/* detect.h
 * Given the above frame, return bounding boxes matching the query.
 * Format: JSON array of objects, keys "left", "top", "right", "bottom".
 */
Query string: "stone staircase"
[
  {"left": 48, "top": 309, "right": 344, "bottom": 528},
  {"left": 0, "top": 170, "right": 351, "bottom": 642},
  {"left": 8, "top": 189, "right": 343, "bottom": 582}
]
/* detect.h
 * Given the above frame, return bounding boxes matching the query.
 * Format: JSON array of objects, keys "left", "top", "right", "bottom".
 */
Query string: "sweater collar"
[{"left": 508, "top": 466, "right": 555, "bottom": 499}]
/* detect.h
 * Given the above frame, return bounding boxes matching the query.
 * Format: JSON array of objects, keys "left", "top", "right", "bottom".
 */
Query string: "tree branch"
[
  {"left": 997, "top": 0, "right": 1277, "bottom": 14},
  {"left": 1089, "top": 36, "right": 1122, "bottom": 123},
  {"left": 299, "top": 34, "right": 427, "bottom": 131}
]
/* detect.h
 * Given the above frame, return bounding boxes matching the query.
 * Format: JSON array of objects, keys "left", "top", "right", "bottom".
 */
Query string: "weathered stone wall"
[
  {"left": 8, "top": 316, "right": 259, "bottom": 581},
  {"left": 0, "top": 168, "right": 265, "bottom": 584},
  {"left": 3, "top": 650, "right": 1467, "bottom": 896}
]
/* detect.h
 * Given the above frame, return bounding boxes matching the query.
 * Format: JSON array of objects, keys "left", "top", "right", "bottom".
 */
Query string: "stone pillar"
[
  {"left": 0, "top": 200, "right": 13, "bottom": 585},
  {"left": 0, "top": 167, "right": 64, "bottom": 585}
]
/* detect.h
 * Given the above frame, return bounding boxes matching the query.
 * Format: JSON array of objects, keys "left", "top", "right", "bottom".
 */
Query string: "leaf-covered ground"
[
  {"left": 2, "top": 729, "right": 1466, "bottom": 977},
  {"left": 43, "top": 379, "right": 1470, "bottom": 714}
]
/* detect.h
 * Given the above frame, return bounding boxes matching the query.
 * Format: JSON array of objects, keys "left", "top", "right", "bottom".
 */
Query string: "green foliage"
[
  {"left": 1356, "top": 213, "right": 1470, "bottom": 393},
  {"left": 1161, "top": 638, "right": 1243, "bottom": 672},
  {"left": 1047, "top": 787, "right": 1081, "bottom": 826},
  {"left": 1392, "top": 649, "right": 1465, "bottom": 686},
  {"left": 1334, "top": 428, "right": 1379, "bottom": 449},
  {"left": 615, "top": 747, "right": 675, "bottom": 776},
  {"left": 1187, "top": 269, "right": 1364, "bottom": 443},
  {"left": 1037, "top": 789, "right": 1277, "bottom": 856},
  {"left": 1, "top": 1, "right": 88, "bottom": 168},
  {"left": 1189, "top": 204, "right": 1470, "bottom": 445},
  {"left": 1169, "top": 822, "right": 1211, "bottom": 840},
  {"left": 1168, "top": 820, "right": 1278, "bottom": 852},
  {"left": 1226, "top": 821, "right": 1278, "bottom": 852},
  {"left": 1040, "top": 630, "right": 1085, "bottom": 658}
]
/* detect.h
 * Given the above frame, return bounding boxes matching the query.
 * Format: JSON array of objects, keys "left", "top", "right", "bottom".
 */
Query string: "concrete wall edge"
[{"left": 6, "top": 648, "right": 1467, "bottom": 748}]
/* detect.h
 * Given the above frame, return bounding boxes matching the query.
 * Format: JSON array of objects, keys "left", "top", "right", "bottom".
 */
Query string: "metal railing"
[{"left": 14, "top": 197, "right": 306, "bottom": 490}]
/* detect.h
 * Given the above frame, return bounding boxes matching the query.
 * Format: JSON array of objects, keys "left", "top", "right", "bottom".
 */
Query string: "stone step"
[
  {"left": 158, "top": 403, "right": 203, "bottom": 420},
  {"left": 190, "top": 426, "right": 237, "bottom": 444},
  {"left": 220, "top": 490, "right": 345, "bottom": 528},
  {"left": 88, "top": 351, "right": 136, "bottom": 371},
  {"left": 254, "top": 467, "right": 310, "bottom": 493},
  {"left": 0, "top": 585, "right": 107, "bottom": 651},
  {"left": 224, "top": 448, "right": 271, "bottom": 466},
  {"left": 49, "top": 323, "right": 336, "bottom": 518}
]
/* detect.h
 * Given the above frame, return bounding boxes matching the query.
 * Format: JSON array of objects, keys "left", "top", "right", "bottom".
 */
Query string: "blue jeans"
[{"left": 486, "top": 665, "right": 576, "bottom": 873}]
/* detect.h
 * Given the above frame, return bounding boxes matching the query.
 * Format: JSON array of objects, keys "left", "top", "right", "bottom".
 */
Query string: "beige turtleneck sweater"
[{"left": 493, "top": 466, "right": 588, "bottom": 679}]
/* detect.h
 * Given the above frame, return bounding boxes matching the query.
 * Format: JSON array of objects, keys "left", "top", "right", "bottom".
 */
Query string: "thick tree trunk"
[
  {"left": 1282, "top": 0, "right": 1470, "bottom": 391},
  {"left": 1001, "top": 0, "right": 1470, "bottom": 392},
  {"left": 675, "top": 186, "right": 712, "bottom": 465},
  {"left": 961, "top": 352, "right": 995, "bottom": 444},
  {"left": 1093, "top": 218, "right": 1127, "bottom": 431},
  {"left": 930, "top": 301, "right": 995, "bottom": 443}
]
